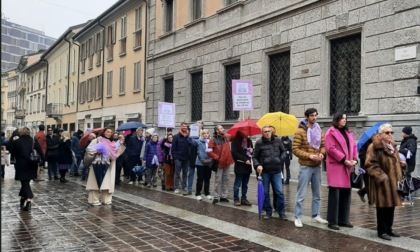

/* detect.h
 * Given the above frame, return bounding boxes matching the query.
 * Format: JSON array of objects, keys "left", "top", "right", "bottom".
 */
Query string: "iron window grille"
[
  {"left": 330, "top": 33, "right": 361, "bottom": 116},
  {"left": 225, "top": 63, "right": 240, "bottom": 120},
  {"left": 269, "top": 51, "right": 290, "bottom": 113},
  {"left": 191, "top": 72, "right": 203, "bottom": 121},
  {"left": 164, "top": 78, "right": 174, "bottom": 103}
]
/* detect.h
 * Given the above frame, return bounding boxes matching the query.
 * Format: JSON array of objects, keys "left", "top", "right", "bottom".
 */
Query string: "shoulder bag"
[{"left": 29, "top": 139, "right": 42, "bottom": 164}]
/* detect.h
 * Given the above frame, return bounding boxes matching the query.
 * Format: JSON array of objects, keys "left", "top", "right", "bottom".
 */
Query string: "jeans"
[
  {"left": 187, "top": 166, "right": 196, "bottom": 192},
  {"left": 282, "top": 159, "right": 291, "bottom": 180},
  {"left": 294, "top": 166, "right": 322, "bottom": 219},
  {"left": 327, "top": 187, "right": 351, "bottom": 225},
  {"left": 174, "top": 159, "right": 188, "bottom": 190},
  {"left": 146, "top": 166, "right": 158, "bottom": 185},
  {"left": 71, "top": 156, "right": 82, "bottom": 175},
  {"left": 262, "top": 172, "right": 285, "bottom": 217},
  {"left": 48, "top": 161, "right": 58, "bottom": 178},
  {"left": 233, "top": 173, "right": 250, "bottom": 201}
]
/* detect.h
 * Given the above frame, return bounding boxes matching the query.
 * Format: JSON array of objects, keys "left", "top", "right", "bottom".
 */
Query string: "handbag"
[
  {"left": 201, "top": 158, "right": 213, "bottom": 167},
  {"left": 83, "top": 152, "right": 95, "bottom": 168},
  {"left": 350, "top": 171, "right": 363, "bottom": 189},
  {"left": 29, "top": 139, "right": 42, "bottom": 164}
]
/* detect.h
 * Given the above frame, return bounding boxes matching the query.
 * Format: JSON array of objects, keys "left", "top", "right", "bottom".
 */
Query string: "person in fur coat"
[{"left": 365, "top": 123, "right": 403, "bottom": 241}]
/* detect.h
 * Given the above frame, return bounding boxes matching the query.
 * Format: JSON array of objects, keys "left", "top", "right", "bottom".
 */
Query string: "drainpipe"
[
  {"left": 40, "top": 58, "right": 49, "bottom": 121},
  {"left": 97, "top": 21, "right": 106, "bottom": 108},
  {"left": 143, "top": 0, "right": 151, "bottom": 126},
  {"left": 64, "top": 36, "right": 72, "bottom": 107},
  {"left": 72, "top": 42, "right": 81, "bottom": 114}
]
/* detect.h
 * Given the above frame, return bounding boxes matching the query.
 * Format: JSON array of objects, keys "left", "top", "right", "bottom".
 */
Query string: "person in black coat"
[
  {"left": 46, "top": 127, "right": 60, "bottom": 180},
  {"left": 281, "top": 136, "right": 293, "bottom": 184},
  {"left": 399, "top": 126, "right": 417, "bottom": 175},
  {"left": 10, "top": 127, "right": 44, "bottom": 211},
  {"left": 357, "top": 138, "right": 373, "bottom": 203},
  {"left": 57, "top": 132, "right": 73, "bottom": 183},
  {"left": 231, "top": 132, "right": 253, "bottom": 206}
]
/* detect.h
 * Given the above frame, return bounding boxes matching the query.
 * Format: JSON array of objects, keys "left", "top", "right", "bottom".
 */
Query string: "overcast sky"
[{"left": 3, "top": 0, "right": 118, "bottom": 39}]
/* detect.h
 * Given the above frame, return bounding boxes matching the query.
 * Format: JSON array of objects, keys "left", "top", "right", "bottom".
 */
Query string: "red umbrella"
[
  {"left": 79, "top": 128, "right": 103, "bottom": 148},
  {"left": 227, "top": 118, "right": 261, "bottom": 137}
]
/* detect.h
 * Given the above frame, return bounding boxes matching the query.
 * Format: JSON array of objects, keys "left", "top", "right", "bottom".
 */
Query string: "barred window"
[
  {"left": 191, "top": 71, "right": 202, "bottom": 121},
  {"left": 164, "top": 78, "right": 174, "bottom": 103},
  {"left": 330, "top": 33, "right": 361, "bottom": 115},
  {"left": 269, "top": 51, "right": 290, "bottom": 113},
  {"left": 225, "top": 63, "right": 240, "bottom": 120}
]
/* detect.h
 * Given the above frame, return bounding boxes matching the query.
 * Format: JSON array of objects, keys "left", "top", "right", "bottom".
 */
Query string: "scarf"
[
  {"left": 179, "top": 129, "right": 189, "bottom": 138},
  {"left": 96, "top": 137, "right": 121, "bottom": 161},
  {"left": 301, "top": 119, "right": 321, "bottom": 150},
  {"left": 382, "top": 140, "right": 395, "bottom": 154},
  {"left": 164, "top": 142, "right": 173, "bottom": 160}
]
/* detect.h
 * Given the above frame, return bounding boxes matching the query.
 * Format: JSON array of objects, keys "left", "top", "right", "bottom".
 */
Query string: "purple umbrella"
[{"left": 257, "top": 172, "right": 265, "bottom": 220}]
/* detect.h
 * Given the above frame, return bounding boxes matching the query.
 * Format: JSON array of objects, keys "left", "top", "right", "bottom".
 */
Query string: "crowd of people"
[{"left": 1, "top": 108, "right": 417, "bottom": 241}]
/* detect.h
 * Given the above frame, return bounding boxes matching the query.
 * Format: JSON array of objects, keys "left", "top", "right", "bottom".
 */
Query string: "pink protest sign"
[{"left": 232, "top": 80, "right": 253, "bottom": 111}]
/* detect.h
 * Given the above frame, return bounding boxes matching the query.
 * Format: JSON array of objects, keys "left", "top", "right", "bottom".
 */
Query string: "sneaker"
[
  {"left": 128, "top": 181, "right": 134, "bottom": 185},
  {"left": 263, "top": 215, "right": 271, "bottom": 220},
  {"left": 234, "top": 200, "right": 241, "bottom": 206},
  {"left": 206, "top": 195, "right": 213, "bottom": 200},
  {"left": 174, "top": 189, "right": 180, "bottom": 194},
  {"left": 183, "top": 191, "right": 192, "bottom": 196},
  {"left": 196, "top": 196, "right": 202, "bottom": 201},
  {"left": 294, "top": 218, "right": 303, "bottom": 228},
  {"left": 212, "top": 199, "right": 219, "bottom": 204},
  {"left": 312, "top": 215, "right": 328, "bottom": 224},
  {"left": 241, "top": 199, "right": 252, "bottom": 206}
]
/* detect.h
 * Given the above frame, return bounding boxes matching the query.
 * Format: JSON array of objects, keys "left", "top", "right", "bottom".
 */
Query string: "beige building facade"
[
  {"left": 73, "top": 0, "right": 147, "bottom": 131},
  {"left": 42, "top": 23, "right": 86, "bottom": 133}
]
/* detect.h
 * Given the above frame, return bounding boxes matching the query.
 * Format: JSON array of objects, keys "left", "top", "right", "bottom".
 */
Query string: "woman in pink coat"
[{"left": 325, "top": 113, "right": 358, "bottom": 230}]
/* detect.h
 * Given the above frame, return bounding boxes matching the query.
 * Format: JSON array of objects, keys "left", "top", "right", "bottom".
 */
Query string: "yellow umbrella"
[{"left": 256, "top": 112, "right": 299, "bottom": 136}]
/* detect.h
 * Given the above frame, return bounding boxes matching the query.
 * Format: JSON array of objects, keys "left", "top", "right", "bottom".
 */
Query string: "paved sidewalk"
[{"left": 1, "top": 166, "right": 419, "bottom": 251}]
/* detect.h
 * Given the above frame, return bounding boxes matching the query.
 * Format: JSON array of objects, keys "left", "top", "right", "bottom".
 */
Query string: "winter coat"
[
  {"left": 292, "top": 122, "right": 326, "bottom": 167},
  {"left": 208, "top": 134, "right": 234, "bottom": 169},
  {"left": 34, "top": 131, "right": 47, "bottom": 155},
  {"left": 365, "top": 135, "right": 403, "bottom": 208},
  {"left": 171, "top": 133, "right": 190, "bottom": 161},
  {"left": 399, "top": 134, "right": 417, "bottom": 173},
  {"left": 126, "top": 135, "right": 144, "bottom": 157},
  {"left": 10, "top": 135, "right": 44, "bottom": 181},
  {"left": 191, "top": 138, "right": 212, "bottom": 166},
  {"left": 358, "top": 138, "right": 373, "bottom": 168},
  {"left": 325, "top": 126, "right": 358, "bottom": 188},
  {"left": 71, "top": 136, "right": 83, "bottom": 158},
  {"left": 58, "top": 139, "right": 73, "bottom": 165},
  {"left": 281, "top": 137, "right": 293, "bottom": 160},
  {"left": 189, "top": 143, "right": 198, "bottom": 168},
  {"left": 157, "top": 138, "right": 166, "bottom": 163},
  {"left": 159, "top": 139, "right": 174, "bottom": 165},
  {"left": 85, "top": 137, "right": 126, "bottom": 193},
  {"left": 46, "top": 134, "right": 60, "bottom": 162},
  {"left": 253, "top": 135, "right": 287, "bottom": 174},
  {"left": 144, "top": 140, "right": 158, "bottom": 168},
  {"left": 231, "top": 137, "right": 253, "bottom": 175}
]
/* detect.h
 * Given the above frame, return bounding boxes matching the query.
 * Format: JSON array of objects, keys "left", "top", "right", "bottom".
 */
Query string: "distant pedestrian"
[
  {"left": 127, "top": 127, "right": 145, "bottom": 184},
  {"left": 1, "top": 145, "right": 10, "bottom": 179},
  {"left": 114, "top": 134, "right": 126, "bottom": 185},
  {"left": 208, "top": 125, "right": 234, "bottom": 204},
  {"left": 357, "top": 137, "right": 373, "bottom": 203},
  {"left": 185, "top": 121, "right": 204, "bottom": 196},
  {"left": 398, "top": 126, "right": 417, "bottom": 203},
  {"left": 10, "top": 127, "right": 45, "bottom": 211},
  {"left": 231, "top": 132, "right": 253, "bottom": 206},
  {"left": 159, "top": 133, "right": 175, "bottom": 191},
  {"left": 34, "top": 125, "right": 47, "bottom": 181},
  {"left": 144, "top": 133, "right": 159, "bottom": 188},
  {"left": 70, "top": 130, "right": 84, "bottom": 177},
  {"left": 57, "top": 131, "right": 73, "bottom": 183},
  {"left": 81, "top": 133, "right": 96, "bottom": 181},
  {"left": 281, "top": 136, "right": 293, "bottom": 184},
  {"left": 171, "top": 123, "right": 190, "bottom": 194},
  {"left": 46, "top": 127, "right": 60, "bottom": 180}
]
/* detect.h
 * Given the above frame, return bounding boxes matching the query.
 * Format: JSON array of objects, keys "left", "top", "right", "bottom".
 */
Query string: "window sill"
[
  {"left": 217, "top": 1, "right": 245, "bottom": 15},
  {"left": 184, "top": 18, "right": 206, "bottom": 28},
  {"left": 119, "top": 52, "right": 127, "bottom": 57},
  {"left": 94, "top": 97, "right": 101, "bottom": 101},
  {"left": 88, "top": 66, "right": 93, "bottom": 70},
  {"left": 96, "top": 62, "right": 101, "bottom": 67},
  {"left": 106, "top": 95, "right": 112, "bottom": 98},
  {"left": 133, "top": 89, "right": 141, "bottom": 93},
  {"left": 119, "top": 92, "right": 125, "bottom": 96},
  {"left": 106, "top": 57, "right": 113, "bottom": 62},
  {"left": 133, "top": 45, "right": 142, "bottom": 51},
  {"left": 158, "top": 31, "right": 175, "bottom": 40}
]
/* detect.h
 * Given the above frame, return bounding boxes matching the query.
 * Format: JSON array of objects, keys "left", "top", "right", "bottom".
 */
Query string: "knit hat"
[
  {"left": 146, "top": 128, "right": 155, "bottom": 135},
  {"left": 402, "top": 126, "right": 412, "bottom": 135}
]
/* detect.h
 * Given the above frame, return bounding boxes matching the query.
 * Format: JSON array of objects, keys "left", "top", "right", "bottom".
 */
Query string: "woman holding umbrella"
[{"left": 85, "top": 128, "right": 126, "bottom": 206}]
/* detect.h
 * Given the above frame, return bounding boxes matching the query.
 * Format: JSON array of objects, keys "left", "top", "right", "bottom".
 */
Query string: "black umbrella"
[{"left": 116, "top": 122, "right": 147, "bottom": 131}]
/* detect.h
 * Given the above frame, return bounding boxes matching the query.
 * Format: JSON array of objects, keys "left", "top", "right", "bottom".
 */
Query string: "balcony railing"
[
  {"left": 15, "top": 109, "right": 26, "bottom": 119},
  {"left": 46, "top": 103, "right": 63, "bottom": 117}
]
